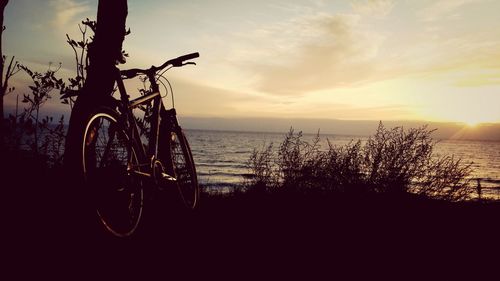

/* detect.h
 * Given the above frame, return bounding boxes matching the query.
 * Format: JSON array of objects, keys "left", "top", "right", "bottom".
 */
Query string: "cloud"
[
  {"left": 50, "top": 0, "right": 90, "bottom": 28},
  {"left": 250, "top": 13, "right": 385, "bottom": 96},
  {"left": 402, "top": 33, "right": 500, "bottom": 86},
  {"left": 418, "top": 0, "right": 483, "bottom": 22},
  {"left": 245, "top": 2, "right": 500, "bottom": 97},
  {"left": 350, "top": 0, "right": 395, "bottom": 17},
  {"left": 454, "top": 71, "right": 500, "bottom": 87}
]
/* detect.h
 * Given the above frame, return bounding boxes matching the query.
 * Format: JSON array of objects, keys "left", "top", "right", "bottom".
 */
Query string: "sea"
[{"left": 185, "top": 130, "right": 500, "bottom": 200}]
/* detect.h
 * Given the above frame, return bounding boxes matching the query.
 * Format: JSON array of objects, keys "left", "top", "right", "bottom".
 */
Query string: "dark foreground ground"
[{"left": 3, "top": 152, "right": 500, "bottom": 278}]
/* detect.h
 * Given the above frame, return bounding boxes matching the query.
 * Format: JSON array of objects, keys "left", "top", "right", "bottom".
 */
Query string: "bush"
[
  {"left": 246, "top": 142, "right": 278, "bottom": 193},
  {"left": 2, "top": 65, "right": 66, "bottom": 168},
  {"left": 363, "top": 122, "right": 435, "bottom": 193},
  {"left": 245, "top": 122, "right": 474, "bottom": 201}
]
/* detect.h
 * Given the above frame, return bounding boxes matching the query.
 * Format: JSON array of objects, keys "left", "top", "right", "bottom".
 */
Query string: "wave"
[
  {"left": 201, "top": 182, "right": 242, "bottom": 189},
  {"left": 483, "top": 178, "right": 500, "bottom": 184},
  {"left": 197, "top": 171, "right": 247, "bottom": 178},
  {"left": 197, "top": 163, "right": 247, "bottom": 169}
]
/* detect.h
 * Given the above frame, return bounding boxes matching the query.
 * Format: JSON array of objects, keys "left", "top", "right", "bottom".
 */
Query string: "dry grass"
[{"left": 245, "top": 122, "right": 474, "bottom": 201}]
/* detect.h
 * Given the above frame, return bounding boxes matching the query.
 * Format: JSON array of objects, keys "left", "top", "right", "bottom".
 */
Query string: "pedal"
[
  {"left": 158, "top": 172, "right": 177, "bottom": 192},
  {"left": 161, "top": 172, "right": 177, "bottom": 182}
]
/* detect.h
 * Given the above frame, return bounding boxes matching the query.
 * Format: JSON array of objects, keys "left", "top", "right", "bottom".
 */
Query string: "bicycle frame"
[
  {"left": 103, "top": 51, "right": 199, "bottom": 183},
  {"left": 113, "top": 67, "right": 170, "bottom": 178}
]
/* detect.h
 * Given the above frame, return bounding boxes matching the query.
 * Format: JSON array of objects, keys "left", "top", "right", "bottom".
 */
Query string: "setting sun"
[
  {"left": 465, "top": 121, "right": 480, "bottom": 128},
  {"left": 461, "top": 115, "right": 497, "bottom": 128},
  {"left": 458, "top": 115, "right": 489, "bottom": 127}
]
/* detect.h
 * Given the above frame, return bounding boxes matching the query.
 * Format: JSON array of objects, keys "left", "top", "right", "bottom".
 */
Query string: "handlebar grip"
[
  {"left": 177, "top": 52, "right": 199, "bottom": 62},
  {"left": 170, "top": 52, "right": 199, "bottom": 66}
]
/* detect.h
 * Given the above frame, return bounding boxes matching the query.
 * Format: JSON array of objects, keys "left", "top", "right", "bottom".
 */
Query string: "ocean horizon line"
[{"left": 13, "top": 112, "right": 500, "bottom": 141}]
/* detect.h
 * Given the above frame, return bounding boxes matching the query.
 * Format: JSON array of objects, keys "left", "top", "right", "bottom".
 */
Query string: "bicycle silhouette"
[{"left": 79, "top": 53, "right": 200, "bottom": 237}]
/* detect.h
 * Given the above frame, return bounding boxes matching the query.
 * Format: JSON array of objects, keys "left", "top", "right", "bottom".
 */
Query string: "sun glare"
[
  {"left": 428, "top": 105, "right": 500, "bottom": 128},
  {"left": 461, "top": 116, "right": 494, "bottom": 127},
  {"left": 465, "top": 121, "right": 479, "bottom": 127}
]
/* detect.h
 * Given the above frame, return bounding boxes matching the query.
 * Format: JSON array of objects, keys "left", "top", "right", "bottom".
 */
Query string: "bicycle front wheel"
[
  {"left": 82, "top": 108, "right": 144, "bottom": 237},
  {"left": 166, "top": 129, "right": 199, "bottom": 209}
]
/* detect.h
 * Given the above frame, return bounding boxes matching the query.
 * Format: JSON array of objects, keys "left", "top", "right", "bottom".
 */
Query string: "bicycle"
[{"left": 80, "top": 52, "right": 200, "bottom": 237}]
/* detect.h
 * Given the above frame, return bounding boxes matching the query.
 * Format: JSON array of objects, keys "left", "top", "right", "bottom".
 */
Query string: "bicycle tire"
[
  {"left": 163, "top": 129, "right": 199, "bottom": 209},
  {"left": 81, "top": 107, "right": 144, "bottom": 237}
]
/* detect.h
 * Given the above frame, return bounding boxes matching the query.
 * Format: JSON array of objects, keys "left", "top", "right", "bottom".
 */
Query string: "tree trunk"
[
  {"left": 0, "top": 0, "right": 9, "bottom": 149},
  {"left": 63, "top": 0, "right": 128, "bottom": 177}
]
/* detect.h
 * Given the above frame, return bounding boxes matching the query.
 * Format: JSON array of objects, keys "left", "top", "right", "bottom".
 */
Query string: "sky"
[{"left": 2, "top": 0, "right": 500, "bottom": 136}]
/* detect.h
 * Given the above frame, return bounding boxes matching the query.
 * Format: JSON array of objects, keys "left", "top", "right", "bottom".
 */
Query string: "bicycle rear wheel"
[
  {"left": 165, "top": 129, "right": 199, "bottom": 209},
  {"left": 82, "top": 108, "right": 144, "bottom": 237}
]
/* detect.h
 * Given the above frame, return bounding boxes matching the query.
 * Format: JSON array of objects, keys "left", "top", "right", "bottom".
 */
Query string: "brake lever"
[{"left": 182, "top": 62, "right": 196, "bottom": 66}]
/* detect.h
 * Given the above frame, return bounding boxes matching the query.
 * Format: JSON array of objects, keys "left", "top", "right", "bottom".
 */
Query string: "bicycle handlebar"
[
  {"left": 168, "top": 52, "right": 199, "bottom": 67},
  {"left": 120, "top": 52, "right": 199, "bottom": 79}
]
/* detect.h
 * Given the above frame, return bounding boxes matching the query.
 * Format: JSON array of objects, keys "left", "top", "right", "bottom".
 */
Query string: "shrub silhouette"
[
  {"left": 324, "top": 139, "right": 364, "bottom": 193},
  {"left": 363, "top": 122, "right": 434, "bottom": 193},
  {"left": 247, "top": 142, "right": 277, "bottom": 193},
  {"left": 4, "top": 65, "right": 66, "bottom": 167},
  {"left": 246, "top": 122, "right": 474, "bottom": 201},
  {"left": 411, "top": 155, "right": 473, "bottom": 201}
]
